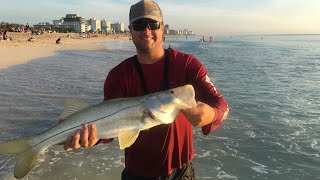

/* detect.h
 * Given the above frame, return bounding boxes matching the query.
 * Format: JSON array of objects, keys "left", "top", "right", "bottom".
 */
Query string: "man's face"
[{"left": 129, "top": 18, "right": 164, "bottom": 53}]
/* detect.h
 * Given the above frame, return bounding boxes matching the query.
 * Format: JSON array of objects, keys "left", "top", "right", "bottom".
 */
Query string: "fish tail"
[
  {"left": 0, "top": 136, "right": 32, "bottom": 154},
  {"left": 0, "top": 136, "right": 43, "bottom": 179}
]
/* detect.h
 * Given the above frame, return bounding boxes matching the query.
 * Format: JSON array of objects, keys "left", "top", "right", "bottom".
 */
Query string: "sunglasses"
[{"left": 131, "top": 22, "right": 161, "bottom": 31}]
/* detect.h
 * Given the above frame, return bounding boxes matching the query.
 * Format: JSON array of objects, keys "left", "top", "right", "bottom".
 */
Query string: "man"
[
  {"left": 56, "top": 37, "right": 61, "bottom": 44},
  {"left": 3, "top": 30, "right": 10, "bottom": 41},
  {"left": 64, "top": 0, "right": 229, "bottom": 179},
  {"left": 26, "top": 23, "right": 30, "bottom": 32}
]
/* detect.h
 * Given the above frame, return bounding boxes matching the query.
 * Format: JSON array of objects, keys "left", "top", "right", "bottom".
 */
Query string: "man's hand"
[
  {"left": 64, "top": 123, "right": 100, "bottom": 151},
  {"left": 181, "top": 101, "right": 215, "bottom": 128}
]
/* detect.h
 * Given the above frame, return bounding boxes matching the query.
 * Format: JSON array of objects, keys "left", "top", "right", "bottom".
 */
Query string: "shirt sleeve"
[
  {"left": 104, "top": 68, "right": 126, "bottom": 101},
  {"left": 187, "top": 56, "right": 229, "bottom": 135}
]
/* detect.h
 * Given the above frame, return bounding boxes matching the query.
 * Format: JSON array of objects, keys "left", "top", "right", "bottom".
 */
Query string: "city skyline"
[
  {"left": 1, "top": 0, "right": 319, "bottom": 35},
  {"left": 30, "top": 13, "right": 193, "bottom": 35}
]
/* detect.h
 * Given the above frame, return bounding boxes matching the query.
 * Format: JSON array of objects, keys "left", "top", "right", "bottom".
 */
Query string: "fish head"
[
  {"left": 168, "top": 84, "right": 197, "bottom": 109},
  {"left": 144, "top": 84, "right": 197, "bottom": 124}
]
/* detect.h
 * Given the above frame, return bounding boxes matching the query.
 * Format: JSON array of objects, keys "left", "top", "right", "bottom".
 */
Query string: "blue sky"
[{"left": 1, "top": 0, "right": 319, "bottom": 35}]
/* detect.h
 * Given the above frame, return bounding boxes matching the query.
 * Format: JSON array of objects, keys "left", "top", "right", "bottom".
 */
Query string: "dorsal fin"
[{"left": 58, "top": 99, "right": 89, "bottom": 120}]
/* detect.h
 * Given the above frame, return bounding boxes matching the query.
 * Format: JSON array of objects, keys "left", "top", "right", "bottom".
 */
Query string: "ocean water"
[{"left": 0, "top": 35, "right": 319, "bottom": 180}]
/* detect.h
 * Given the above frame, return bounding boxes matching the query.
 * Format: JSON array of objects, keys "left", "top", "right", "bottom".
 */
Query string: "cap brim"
[{"left": 130, "top": 15, "right": 163, "bottom": 24}]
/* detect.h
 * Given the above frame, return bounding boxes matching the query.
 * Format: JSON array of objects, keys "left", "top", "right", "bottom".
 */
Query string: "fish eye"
[{"left": 170, "top": 90, "right": 174, "bottom": 94}]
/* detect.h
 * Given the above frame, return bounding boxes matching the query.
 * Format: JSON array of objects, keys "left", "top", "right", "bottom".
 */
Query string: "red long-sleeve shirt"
[{"left": 103, "top": 50, "right": 228, "bottom": 177}]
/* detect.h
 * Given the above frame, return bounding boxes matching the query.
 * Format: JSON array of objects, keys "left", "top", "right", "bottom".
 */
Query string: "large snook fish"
[{"left": 0, "top": 84, "right": 197, "bottom": 179}]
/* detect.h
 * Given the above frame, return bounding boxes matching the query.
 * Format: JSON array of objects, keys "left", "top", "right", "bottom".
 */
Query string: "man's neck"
[{"left": 136, "top": 48, "right": 165, "bottom": 64}]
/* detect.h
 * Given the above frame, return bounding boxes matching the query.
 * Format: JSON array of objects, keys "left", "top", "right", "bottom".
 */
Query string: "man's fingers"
[
  {"left": 64, "top": 123, "right": 99, "bottom": 152},
  {"left": 81, "top": 124, "right": 89, "bottom": 148},
  {"left": 72, "top": 130, "right": 81, "bottom": 149},
  {"left": 88, "top": 124, "right": 98, "bottom": 146},
  {"left": 64, "top": 136, "right": 73, "bottom": 152}
]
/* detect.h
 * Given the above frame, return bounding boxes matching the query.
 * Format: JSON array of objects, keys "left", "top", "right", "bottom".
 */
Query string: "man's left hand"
[{"left": 181, "top": 101, "right": 215, "bottom": 128}]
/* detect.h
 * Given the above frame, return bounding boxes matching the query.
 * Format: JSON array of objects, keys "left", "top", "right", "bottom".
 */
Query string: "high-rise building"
[
  {"left": 52, "top": 19, "right": 63, "bottom": 27},
  {"left": 64, "top": 14, "right": 86, "bottom": 24},
  {"left": 53, "top": 14, "right": 87, "bottom": 32},
  {"left": 88, "top": 18, "right": 102, "bottom": 32},
  {"left": 183, "top": 29, "right": 189, "bottom": 35},
  {"left": 101, "top": 20, "right": 111, "bottom": 32},
  {"left": 169, "top": 30, "right": 176, "bottom": 35},
  {"left": 164, "top": 24, "right": 170, "bottom": 35},
  {"left": 111, "top": 22, "right": 125, "bottom": 33}
]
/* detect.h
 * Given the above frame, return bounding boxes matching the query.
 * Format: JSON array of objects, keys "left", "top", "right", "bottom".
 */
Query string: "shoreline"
[{"left": 0, "top": 32, "right": 129, "bottom": 69}]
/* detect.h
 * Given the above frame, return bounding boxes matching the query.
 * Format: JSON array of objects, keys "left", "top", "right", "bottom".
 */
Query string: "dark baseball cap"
[{"left": 129, "top": 0, "right": 163, "bottom": 24}]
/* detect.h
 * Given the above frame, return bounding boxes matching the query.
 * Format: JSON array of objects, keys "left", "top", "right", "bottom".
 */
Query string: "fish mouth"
[{"left": 144, "top": 109, "right": 155, "bottom": 119}]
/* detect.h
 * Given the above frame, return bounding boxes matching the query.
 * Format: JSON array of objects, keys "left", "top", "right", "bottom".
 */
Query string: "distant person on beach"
[
  {"left": 20, "top": 24, "right": 25, "bottom": 33},
  {"left": 202, "top": 36, "right": 205, "bottom": 42},
  {"left": 26, "top": 23, "right": 30, "bottom": 32},
  {"left": 27, "top": 37, "right": 34, "bottom": 42},
  {"left": 210, "top": 37, "right": 213, "bottom": 43},
  {"left": 63, "top": 0, "right": 229, "bottom": 179},
  {"left": 3, "top": 30, "right": 11, "bottom": 41},
  {"left": 40, "top": 28, "right": 45, "bottom": 34},
  {"left": 56, "top": 37, "right": 61, "bottom": 44}
]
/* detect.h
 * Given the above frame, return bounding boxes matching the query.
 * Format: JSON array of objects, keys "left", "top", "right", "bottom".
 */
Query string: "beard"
[{"left": 132, "top": 35, "right": 163, "bottom": 53}]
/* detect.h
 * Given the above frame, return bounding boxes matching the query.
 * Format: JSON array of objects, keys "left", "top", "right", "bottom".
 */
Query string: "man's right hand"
[{"left": 64, "top": 123, "right": 100, "bottom": 151}]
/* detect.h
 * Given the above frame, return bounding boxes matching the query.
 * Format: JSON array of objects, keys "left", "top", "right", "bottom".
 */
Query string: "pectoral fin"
[{"left": 118, "top": 131, "right": 140, "bottom": 150}]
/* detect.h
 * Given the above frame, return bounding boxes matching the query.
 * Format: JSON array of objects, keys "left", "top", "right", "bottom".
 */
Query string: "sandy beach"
[{"left": 0, "top": 32, "right": 129, "bottom": 69}]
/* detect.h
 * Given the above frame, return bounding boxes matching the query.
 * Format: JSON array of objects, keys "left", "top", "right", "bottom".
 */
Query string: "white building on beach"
[
  {"left": 50, "top": 14, "right": 125, "bottom": 33},
  {"left": 88, "top": 18, "right": 101, "bottom": 32},
  {"left": 111, "top": 22, "right": 125, "bottom": 33},
  {"left": 101, "top": 20, "right": 111, "bottom": 32},
  {"left": 52, "top": 14, "right": 87, "bottom": 32}
]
